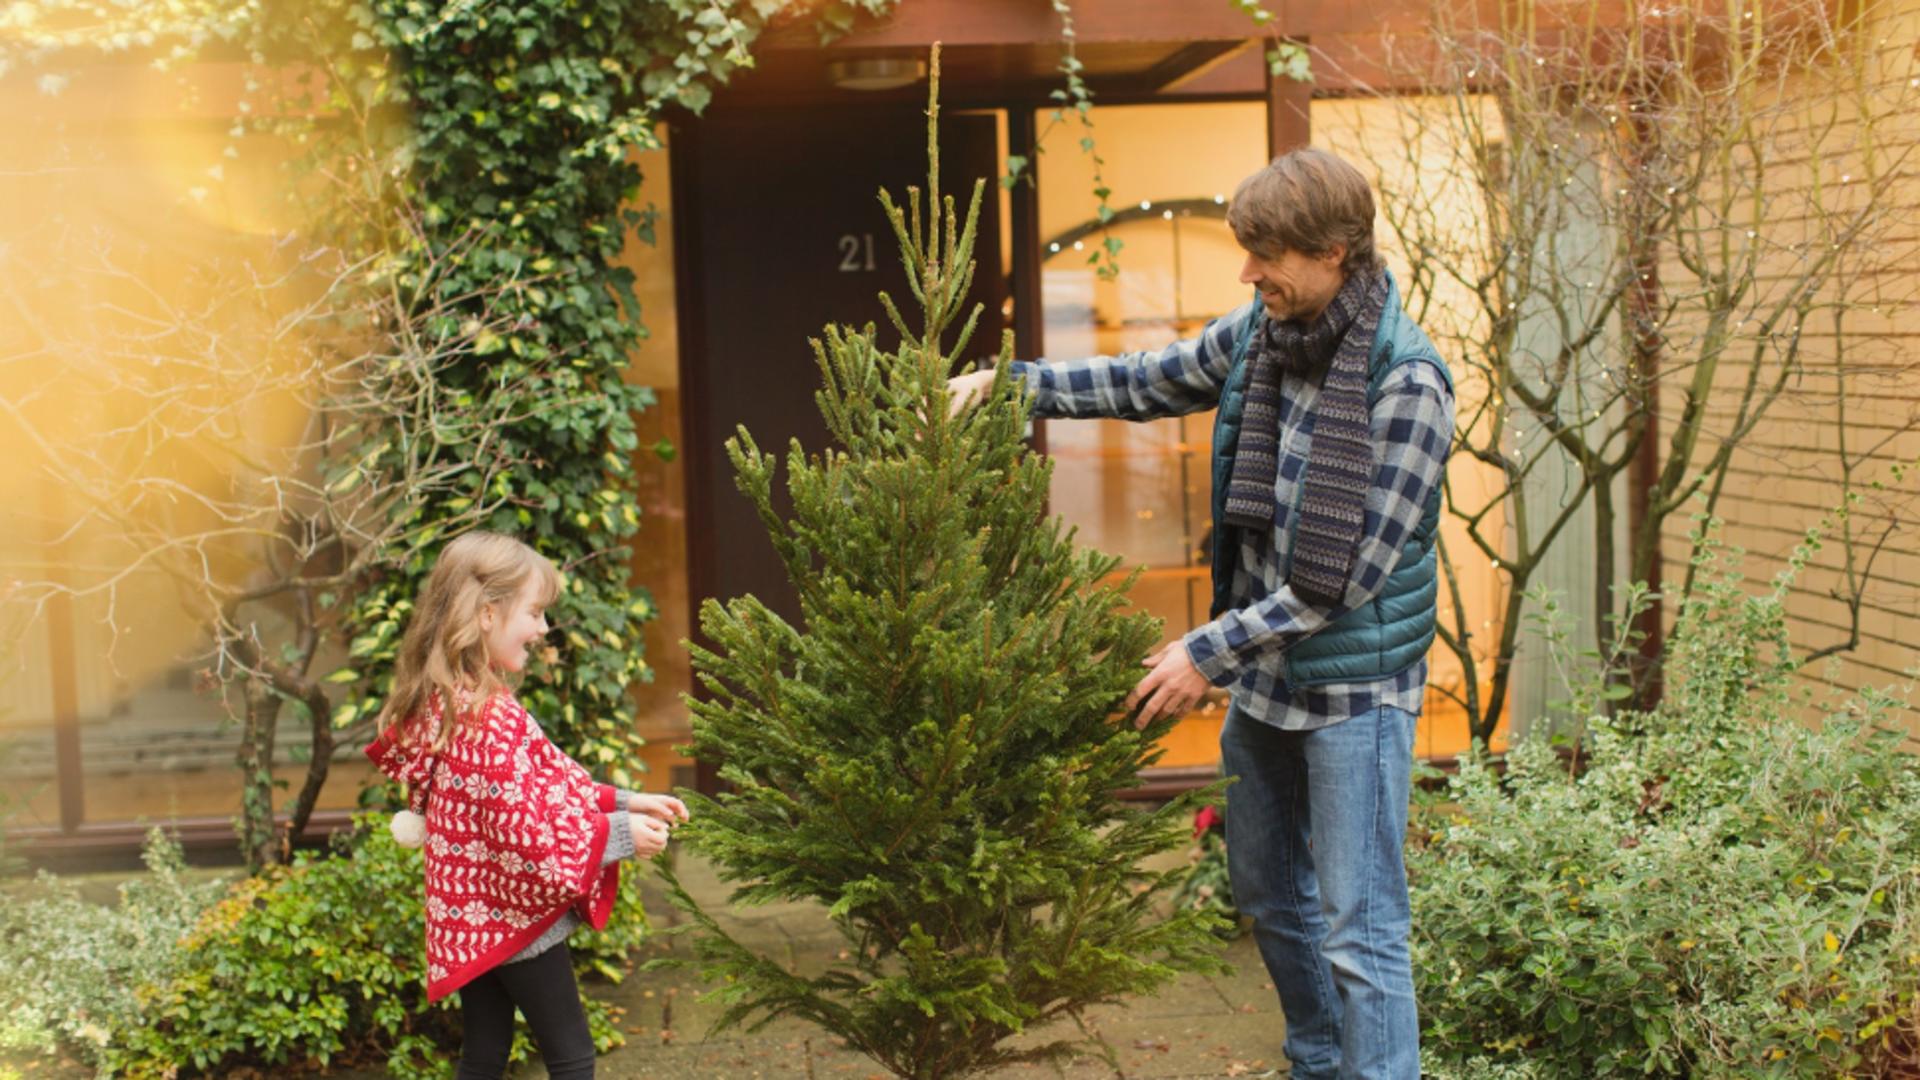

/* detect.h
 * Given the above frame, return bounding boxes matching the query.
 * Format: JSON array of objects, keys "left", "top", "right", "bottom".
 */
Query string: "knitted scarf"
[
  {"left": 366, "top": 689, "right": 620, "bottom": 1002},
  {"left": 1222, "top": 269, "right": 1389, "bottom": 608}
]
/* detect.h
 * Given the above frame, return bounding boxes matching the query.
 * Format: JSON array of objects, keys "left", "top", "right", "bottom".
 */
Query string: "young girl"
[{"left": 366, "top": 531, "right": 688, "bottom": 1080}]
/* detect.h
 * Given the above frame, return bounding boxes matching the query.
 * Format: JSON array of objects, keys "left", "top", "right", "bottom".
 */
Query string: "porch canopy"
[
  {"left": 724, "top": 0, "right": 1643, "bottom": 119},
  {"left": 717, "top": 0, "right": 1409, "bottom": 154}
]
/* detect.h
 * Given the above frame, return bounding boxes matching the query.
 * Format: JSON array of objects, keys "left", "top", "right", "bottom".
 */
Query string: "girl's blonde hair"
[{"left": 378, "top": 530, "right": 561, "bottom": 749}]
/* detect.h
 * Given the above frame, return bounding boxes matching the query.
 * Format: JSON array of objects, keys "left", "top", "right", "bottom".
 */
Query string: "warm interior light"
[{"left": 827, "top": 57, "right": 927, "bottom": 92}]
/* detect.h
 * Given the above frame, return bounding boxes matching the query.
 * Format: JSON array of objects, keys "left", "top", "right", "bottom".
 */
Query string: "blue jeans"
[{"left": 1219, "top": 702, "right": 1419, "bottom": 1080}]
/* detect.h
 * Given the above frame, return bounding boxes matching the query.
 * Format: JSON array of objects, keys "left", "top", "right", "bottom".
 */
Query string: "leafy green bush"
[
  {"left": 0, "top": 829, "right": 225, "bottom": 1061},
  {"left": 1423, "top": 1061, "right": 1543, "bottom": 1080},
  {"left": 1411, "top": 534, "right": 1920, "bottom": 1077},
  {"left": 107, "top": 818, "right": 457, "bottom": 1078},
  {"left": 2, "top": 817, "right": 648, "bottom": 1079}
]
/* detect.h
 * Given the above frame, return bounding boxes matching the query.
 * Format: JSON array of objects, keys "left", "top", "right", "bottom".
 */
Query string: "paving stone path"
[{"left": 354, "top": 851, "right": 1290, "bottom": 1079}]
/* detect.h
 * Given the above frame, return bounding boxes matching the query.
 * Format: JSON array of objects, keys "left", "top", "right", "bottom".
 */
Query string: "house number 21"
[{"left": 838, "top": 233, "right": 876, "bottom": 272}]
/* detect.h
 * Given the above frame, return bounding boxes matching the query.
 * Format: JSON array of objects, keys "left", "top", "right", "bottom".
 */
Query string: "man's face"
[{"left": 1239, "top": 245, "right": 1347, "bottom": 324}]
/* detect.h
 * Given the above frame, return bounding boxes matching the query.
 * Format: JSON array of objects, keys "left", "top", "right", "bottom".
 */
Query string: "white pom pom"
[{"left": 390, "top": 810, "right": 427, "bottom": 849}]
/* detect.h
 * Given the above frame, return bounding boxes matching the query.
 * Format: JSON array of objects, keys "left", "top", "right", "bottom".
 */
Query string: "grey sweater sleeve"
[
  {"left": 603, "top": 810, "right": 635, "bottom": 865},
  {"left": 508, "top": 810, "right": 634, "bottom": 966}
]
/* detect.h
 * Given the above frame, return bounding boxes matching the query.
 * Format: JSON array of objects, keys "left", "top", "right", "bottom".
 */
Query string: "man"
[{"left": 949, "top": 147, "right": 1454, "bottom": 1079}]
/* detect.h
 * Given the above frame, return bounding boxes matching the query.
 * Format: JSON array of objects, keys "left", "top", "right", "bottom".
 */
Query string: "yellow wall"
[{"left": 613, "top": 133, "right": 698, "bottom": 788}]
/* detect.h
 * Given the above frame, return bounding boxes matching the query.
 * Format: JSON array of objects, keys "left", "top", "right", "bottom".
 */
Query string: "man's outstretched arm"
[{"left": 950, "top": 301, "right": 1256, "bottom": 421}]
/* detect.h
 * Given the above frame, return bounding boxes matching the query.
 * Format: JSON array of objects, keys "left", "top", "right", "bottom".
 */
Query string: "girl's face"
[{"left": 483, "top": 576, "right": 550, "bottom": 674}]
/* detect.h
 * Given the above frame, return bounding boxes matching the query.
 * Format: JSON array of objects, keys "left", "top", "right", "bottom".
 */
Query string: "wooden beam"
[
  {"left": 665, "top": 117, "right": 724, "bottom": 800},
  {"left": 763, "top": 0, "right": 1266, "bottom": 50},
  {"left": 38, "top": 478, "right": 83, "bottom": 833},
  {"left": 1266, "top": 41, "right": 1312, "bottom": 158},
  {"left": 49, "top": 587, "right": 82, "bottom": 833},
  {"left": 1007, "top": 107, "right": 1047, "bottom": 459},
  {"left": 1131, "top": 40, "right": 1252, "bottom": 93},
  {"left": 14, "top": 810, "right": 356, "bottom": 871},
  {"left": 758, "top": 0, "right": 1559, "bottom": 51}
]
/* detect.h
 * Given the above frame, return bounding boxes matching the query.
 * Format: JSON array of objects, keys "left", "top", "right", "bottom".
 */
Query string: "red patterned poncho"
[{"left": 366, "top": 689, "right": 621, "bottom": 1002}]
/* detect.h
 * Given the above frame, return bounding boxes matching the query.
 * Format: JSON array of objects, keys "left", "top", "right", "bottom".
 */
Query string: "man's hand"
[
  {"left": 946, "top": 368, "right": 996, "bottom": 418},
  {"left": 628, "top": 792, "right": 690, "bottom": 827},
  {"left": 627, "top": 812, "right": 671, "bottom": 858},
  {"left": 1124, "top": 641, "right": 1211, "bottom": 729}
]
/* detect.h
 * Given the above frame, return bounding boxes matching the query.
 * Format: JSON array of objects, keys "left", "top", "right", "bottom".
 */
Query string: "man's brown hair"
[{"left": 1227, "top": 147, "right": 1381, "bottom": 277}]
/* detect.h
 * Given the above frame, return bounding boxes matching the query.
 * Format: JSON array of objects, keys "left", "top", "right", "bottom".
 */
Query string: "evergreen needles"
[{"left": 661, "top": 46, "right": 1229, "bottom": 1080}]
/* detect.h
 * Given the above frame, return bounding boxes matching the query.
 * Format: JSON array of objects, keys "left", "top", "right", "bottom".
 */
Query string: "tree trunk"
[
  {"left": 280, "top": 678, "right": 335, "bottom": 861},
  {"left": 237, "top": 679, "right": 283, "bottom": 873},
  {"left": 1623, "top": 103, "right": 1668, "bottom": 712}
]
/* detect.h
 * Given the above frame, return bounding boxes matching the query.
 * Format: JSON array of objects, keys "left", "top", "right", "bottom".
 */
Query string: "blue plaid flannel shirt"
[{"left": 1008, "top": 299, "right": 1456, "bottom": 731}]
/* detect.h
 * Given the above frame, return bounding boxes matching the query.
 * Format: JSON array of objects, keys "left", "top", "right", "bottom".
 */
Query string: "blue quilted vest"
[{"left": 1207, "top": 271, "right": 1454, "bottom": 688}]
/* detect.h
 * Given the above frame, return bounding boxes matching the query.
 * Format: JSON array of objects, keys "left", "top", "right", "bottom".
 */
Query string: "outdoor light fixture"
[{"left": 827, "top": 57, "right": 927, "bottom": 91}]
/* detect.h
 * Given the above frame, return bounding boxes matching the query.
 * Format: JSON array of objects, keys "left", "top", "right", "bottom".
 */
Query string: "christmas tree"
[{"left": 663, "top": 49, "right": 1228, "bottom": 1080}]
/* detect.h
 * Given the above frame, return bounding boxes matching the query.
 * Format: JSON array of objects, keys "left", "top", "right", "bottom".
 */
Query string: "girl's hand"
[
  {"left": 628, "top": 792, "right": 691, "bottom": 827},
  {"left": 628, "top": 812, "right": 670, "bottom": 858}
]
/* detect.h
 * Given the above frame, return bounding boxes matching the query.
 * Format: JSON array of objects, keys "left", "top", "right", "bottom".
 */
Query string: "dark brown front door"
[{"left": 674, "top": 106, "right": 1008, "bottom": 634}]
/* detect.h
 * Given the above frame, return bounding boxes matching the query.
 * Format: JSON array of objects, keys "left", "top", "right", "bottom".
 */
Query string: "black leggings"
[{"left": 456, "top": 942, "right": 595, "bottom": 1080}]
